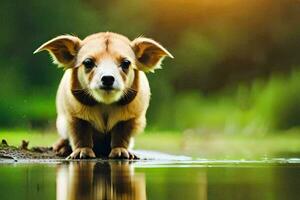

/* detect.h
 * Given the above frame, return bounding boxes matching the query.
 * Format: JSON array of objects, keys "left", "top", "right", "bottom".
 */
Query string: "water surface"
[{"left": 0, "top": 158, "right": 300, "bottom": 200}]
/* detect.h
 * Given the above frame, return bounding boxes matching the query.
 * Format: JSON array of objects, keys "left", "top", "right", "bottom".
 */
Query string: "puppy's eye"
[
  {"left": 82, "top": 58, "right": 95, "bottom": 69},
  {"left": 120, "top": 59, "right": 131, "bottom": 70}
]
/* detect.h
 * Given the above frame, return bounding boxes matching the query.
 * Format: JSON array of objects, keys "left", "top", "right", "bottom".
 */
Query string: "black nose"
[{"left": 101, "top": 75, "right": 115, "bottom": 87}]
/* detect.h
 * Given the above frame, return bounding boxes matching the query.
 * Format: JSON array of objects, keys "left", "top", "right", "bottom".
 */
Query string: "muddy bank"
[
  {"left": 0, "top": 139, "right": 192, "bottom": 163},
  {"left": 0, "top": 139, "right": 61, "bottom": 161}
]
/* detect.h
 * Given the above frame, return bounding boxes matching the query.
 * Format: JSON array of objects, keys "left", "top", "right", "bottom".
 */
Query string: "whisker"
[{"left": 72, "top": 88, "right": 92, "bottom": 96}]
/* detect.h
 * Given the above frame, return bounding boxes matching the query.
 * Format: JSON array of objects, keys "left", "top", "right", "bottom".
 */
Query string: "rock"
[
  {"left": 19, "top": 140, "right": 29, "bottom": 150},
  {"left": 1, "top": 139, "right": 8, "bottom": 146}
]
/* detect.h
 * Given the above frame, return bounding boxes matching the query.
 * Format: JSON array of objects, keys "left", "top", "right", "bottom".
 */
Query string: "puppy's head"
[{"left": 34, "top": 32, "right": 173, "bottom": 104}]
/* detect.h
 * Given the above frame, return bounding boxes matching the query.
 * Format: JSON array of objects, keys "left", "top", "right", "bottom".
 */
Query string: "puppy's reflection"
[{"left": 56, "top": 161, "right": 146, "bottom": 200}]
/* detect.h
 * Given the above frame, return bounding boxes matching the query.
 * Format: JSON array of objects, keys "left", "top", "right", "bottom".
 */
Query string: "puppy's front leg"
[
  {"left": 67, "top": 118, "right": 96, "bottom": 159},
  {"left": 109, "top": 119, "right": 141, "bottom": 159}
]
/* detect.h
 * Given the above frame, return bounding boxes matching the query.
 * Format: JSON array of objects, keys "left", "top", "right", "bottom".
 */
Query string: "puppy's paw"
[
  {"left": 109, "top": 147, "right": 139, "bottom": 160},
  {"left": 66, "top": 147, "right": 96, "bottom": 159},
  {"left": 53, "top": 139, "right": 72, "bottom": 157}
]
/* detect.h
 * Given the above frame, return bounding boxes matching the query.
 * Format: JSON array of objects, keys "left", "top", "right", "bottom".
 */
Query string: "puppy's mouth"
[
  {"left": 90, "top": 86, "right": 124, "bottom": 104},
  {"left": 100, "top": 86, "right": 114, "bottom": 91},
  {"left": 98, "top": 86, "right": 122, "bottom": 94}
]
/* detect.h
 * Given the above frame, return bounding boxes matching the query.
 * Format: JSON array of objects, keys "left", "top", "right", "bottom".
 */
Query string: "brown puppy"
[{"left": 34, "top": 32, "right": 173, "bottom": 159}]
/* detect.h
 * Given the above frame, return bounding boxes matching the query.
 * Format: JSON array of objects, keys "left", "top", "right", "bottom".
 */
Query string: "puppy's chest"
[
  {"left": 95, "top": 112, "right": 111, "bottom": 132},
  {"left": 81, "top": 107, "right": 133, "bottom": 133}
]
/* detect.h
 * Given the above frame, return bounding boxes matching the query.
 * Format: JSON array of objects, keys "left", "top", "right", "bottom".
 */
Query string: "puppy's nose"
[{"left": 101, "top": 75, "right": 115, "bottom": 87}]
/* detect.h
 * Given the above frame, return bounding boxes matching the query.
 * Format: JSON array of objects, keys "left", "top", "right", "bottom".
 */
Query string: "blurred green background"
[{"left": 1, "top": 0, "right": 300, "bottom": 139}]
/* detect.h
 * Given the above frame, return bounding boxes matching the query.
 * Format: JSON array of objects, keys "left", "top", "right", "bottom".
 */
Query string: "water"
[{"left": 0, "top": 158, "right": 300, "bottom": 200}]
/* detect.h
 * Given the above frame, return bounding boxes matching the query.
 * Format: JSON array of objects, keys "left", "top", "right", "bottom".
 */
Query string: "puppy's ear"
[
  {"left": 131, "top": 37, "right": 173, "bottom": 72},
  {"left": 34, "top": 35, "right": 81, "bottom": 68}
]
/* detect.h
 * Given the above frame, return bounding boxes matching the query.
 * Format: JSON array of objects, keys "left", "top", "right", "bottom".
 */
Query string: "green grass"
[
  {"left": 1, "top": 129, "right": 300, "bottom": 159},
  {"left": 0, "top": 130, "right": 57, "bottom": 147},
  {"left": 138, "top": 130, "right": 300, "bottom": 159}
]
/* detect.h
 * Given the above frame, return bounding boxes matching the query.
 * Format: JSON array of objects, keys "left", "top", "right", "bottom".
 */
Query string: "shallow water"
[{"left": 1, "top": 157, "right": 300, "bottom": 200}]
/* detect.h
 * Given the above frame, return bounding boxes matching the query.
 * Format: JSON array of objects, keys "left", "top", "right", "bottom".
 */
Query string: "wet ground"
[{"left": 1, "top": 152, "right": 300, "bottom": 200}]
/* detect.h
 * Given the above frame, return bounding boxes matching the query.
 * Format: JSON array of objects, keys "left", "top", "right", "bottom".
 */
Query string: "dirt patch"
[
  {"left": 0, "top": 139, "right": 61, "bottom": 161},
  {"left": 0, "top": 139, "right": 191, "bottom": 163}
]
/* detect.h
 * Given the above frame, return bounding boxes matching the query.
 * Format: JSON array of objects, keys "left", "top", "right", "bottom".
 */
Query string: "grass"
[
  {"left": 138, "top": 130, "right": 300, "bottom": 159},
  {"left": 1, "top": 129, "right": 300, "bottom": 159}
]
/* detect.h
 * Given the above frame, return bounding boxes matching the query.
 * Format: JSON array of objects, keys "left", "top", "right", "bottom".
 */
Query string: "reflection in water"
[
  {"left": 56, "top": 161, "right": 146, "bottom": 200},
  {"left": 1, "top": 160, "right": 300, "bottom": 200}
]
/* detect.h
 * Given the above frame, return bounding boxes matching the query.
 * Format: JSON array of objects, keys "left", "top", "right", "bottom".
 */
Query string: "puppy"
[{"left": 34, "top": 32, "right": 173, "bottom": 159}]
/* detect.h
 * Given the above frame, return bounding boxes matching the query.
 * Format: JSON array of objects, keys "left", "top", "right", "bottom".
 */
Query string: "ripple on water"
[{"left": 132, "top": 150, "right": 300, "bottom": 168}]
